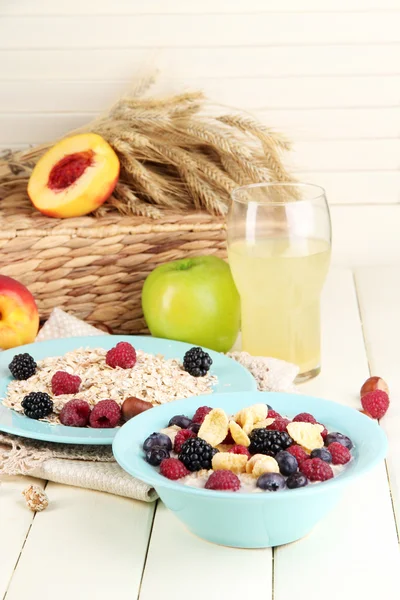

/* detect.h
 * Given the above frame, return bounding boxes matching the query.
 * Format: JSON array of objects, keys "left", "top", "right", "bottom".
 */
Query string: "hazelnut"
[
  {"left": 360, "top": 376, "right": 389, "bottom": 398},
  {"left": 121, "top": 396, "right": 153, "bottom": 422}
]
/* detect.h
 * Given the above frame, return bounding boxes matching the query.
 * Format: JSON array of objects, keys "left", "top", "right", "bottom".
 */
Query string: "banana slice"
[
  {"left": 198, "top": 408, "right": 229, "bottom": 447},
  {"left": 286, "top": 422, "right": 324, "bottom": 451},
  {"left": 229, "top": 420, "right": 251, "bottom": 447},
  {"left": 212, "top": 452, "right": 248, "bottom": 474}
]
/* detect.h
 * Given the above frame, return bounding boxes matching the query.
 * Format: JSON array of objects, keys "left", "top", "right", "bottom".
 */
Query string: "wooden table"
[{"left": 1, "top": 266, "right": 399, "bottom": 599}]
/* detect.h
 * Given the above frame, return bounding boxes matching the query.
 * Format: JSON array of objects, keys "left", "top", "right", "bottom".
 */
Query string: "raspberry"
[
  {"left": 267, "top": 417, "right": 290, "bottom": 432},
  {"left": 51, "top": 371, "right": 81, "bottom": 396},
  {"left": 327, "top": 442, "right": 352, "bottom": 465},
  {"left": 293, "top": 412, "right": 317, "bottom": 424},
  {"left": 300, "top": 458, "right": 334, "bottom": 482},
  {"left": 59, "top": 399, "right": 91, "bottom": 427},
  {"left": 361, "top": 390, "right": 389, "bottom": 419},
  {"left": 287, "top": 444, "right": 309, "bottom": 464},
  {"left": 160, "top": 458, "right": 189, "bottom": 480},
  {"left": 174, "top": 429, "right": 196, "bottom": 453},
  {"left": 317, "top": 423, "right": 328, "bottom": 439},
  {"left": 267, "top": 409, "right": 281, "bottom": 419},
  {"left": 222, "top": 431, "right": 235, "bottom": 444},
  {"left": 192, "top": 406, "right": 212, "bottom": 424},
  {"left": 89, "top": 399, "right": 121, "bottom": 428},
  {"left": 228, "top": 445, "right": 251, "bottom": 458},
  {"left": 106, "top": 342, "right": 136, "bottom": 369},
  {"left": 205, "top": 470, "right": 240, "bottom": 491}
]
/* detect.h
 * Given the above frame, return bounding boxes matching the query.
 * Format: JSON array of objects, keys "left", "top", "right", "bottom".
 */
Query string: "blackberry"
[
  {"left": 9, "top": 353, "right": 37, "bottom": 380},
  {"left": 183, "top": 347, "right": 213, "bottom": 377},
  {"left": 21, "top": 392, "right": 53, "bottom": 420},
  {"left": 249, "top": 428, "right": 293, "bottom": 457},
  {"left": 178, "top": 437, "right": 218, "bottom": 471}
]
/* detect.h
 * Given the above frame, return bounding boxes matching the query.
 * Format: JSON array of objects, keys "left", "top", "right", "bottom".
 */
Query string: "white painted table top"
[{"left": 1, "top": 266, "right": 399, "bottom": 599}]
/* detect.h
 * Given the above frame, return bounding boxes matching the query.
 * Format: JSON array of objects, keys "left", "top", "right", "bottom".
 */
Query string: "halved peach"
[{"left": 28, "top": 133, "right": 120, "bottom": 218}]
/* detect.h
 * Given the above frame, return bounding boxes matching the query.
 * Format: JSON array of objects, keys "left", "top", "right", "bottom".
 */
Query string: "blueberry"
[
  {"left": 188, "top": 422, "right": 201, "bottom": 434},
  {"left": 143, "top": 432, "right": 172, "bottom": 452},
  {"left": 310, "top": 447, "right": 332, "bottom": 463},
  {"left": 168, "top": 415, "right": 192, "bottom": 429},
  {"left": 275, "top": 450, "right": 298, "bottom": 476},
  {"left": 286, "top": 472, "right": 308, "bottom": 489},
  {"left": 257, "top": 472, "right": 286, "bottom": 492},
  {"left": 267, "top": 404, "right": 273, "bottom": 410},
  {"left": 145, "top": 446, "right": 170, "bottom": 466},
  {"left": 325, "top": 432, "right": 353, "bottom": 450}
]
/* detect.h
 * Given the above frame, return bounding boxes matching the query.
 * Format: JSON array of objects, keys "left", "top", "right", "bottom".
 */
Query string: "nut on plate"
[
  {"left": 360, "top": 376, "right": 389, "bottom": 398},
  {"left": 121, "top": 396, "right": 153, "bottom": 421},
  {"left": 22, "top": 485, "right": 49, "bottom": 512}
]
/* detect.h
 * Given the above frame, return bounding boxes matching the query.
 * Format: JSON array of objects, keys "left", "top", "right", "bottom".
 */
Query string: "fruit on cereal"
[
  {"left": 324, "top": 432, "right": 353, "bottom": 450},
  {"left": 121, "top": 396, "right": 152, "bottom": 421},
  {"left": 174, "top": 429, "right": 196, "bottom": 453},
  {"left": 229, "top": 420, "right": 250, "bottom": 447},
  {"left": 286, "top": 472, "right": 308, "bottom": 489},
  {"left": 267, "top": 409, "right": 281, "bottom": 419},
  {"left": 141, "top": 255, "right": 240, "bottom": 353},
  {"left": 360, "top": 376, "right": 389, "bottom": 398},
  {"left": 212, "top": 452, "right": 248, "bottom": 474},
  {"left": 236, "top": 403, "right": 268, "bottom": 426},
  {"left": 89, "top": 399, "right": 121, "bottom": 428},
  {"left": 327, "top": 442, "right": 352, "bottom": 465},
  {"left": 287, "top": 445, "right": 309, "bottom": 464},
  {"left": 51, "top": 371, "right": 81, "bottom": 396},
  {"left": 143, "top": 432, "right": 172, "bottom": 452},
  {"left": 8, "top": 353, "right": 36, "bottom": 380},
  {"left": 267, "top": 417, "right": 290, "bottom": 432},
  {"left": 248, "top": 429, "right": 293, "bottom": 457},
  {"left": 361, "top": 389, "right": 389, "bottom": 420},
  {"left": 198, "top": 408, "right": 229, "bottom": 447},
  {"left": 178, "top": 437, "right": 218, "bottom": 471},
  {"left": 286, "top": 422, "right": 324, "bottom": 452},
  {"left": 300, "top": 458, "right": 334, "bottom": 482},
  {"left": 252, "top": 456, "right": 280, "bottom": 478},
  {"left": 0, "top": 275, "right": 39, "bottom": 350},
  {"left": 292, "top": 412, "right": 317, "bottom": 424},
  {"left": 275, "top": 451, "right": 298, "bottom": 476},
  {"left": 188, "top": 422, "right": 201, "bottom": 434},
  {"left": 246, "top": 454, "right": 268, "bottom": 474},
  {"left": 192, "top": 405, "right": 213, "bottom": 424},
  {"left": 106, "top": 341, "right": 137, "bottom": 369},
  {"left": 205, "top": 470, "right": 240, "bottom": 491},
  {"left": 257, "top": 472, "right": 286, "bottom": 492},
  {"left": 168, "top": 414, "right": 192, "bottom": 429},
  {"left": 21, "top": 392, "right": 53, "bottom": 420},
  {"left": 146, "top": 446, "right": 170, "bottom": 466},
  {"left": 317, "top": 423, "right": 328, "bottom": 439},
  {"left": 27, "top": 133, "right": 119, "bottom": 218},
  {"left": 59, "top": 399, "right": 91, "bottom": 427},
  {"left": 310, "top": 447, "right": 332, "bottom": 463},
  {"left": 228, "top": 444, "right": 251, "bottom": 458},
  {"left": 183, "top": 347, "right": 213, "bottom": 377},
  {"left": 160, "top": 458, "right": 189, "bottom": 480},
  {"left": 253, "top": 418, "right": 275, "bottom": 430}
]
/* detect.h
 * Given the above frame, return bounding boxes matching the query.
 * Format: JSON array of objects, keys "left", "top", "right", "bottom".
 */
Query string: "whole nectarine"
[
  {"left": 0, "top": 275, "right": 39, "bottom": 349},
  {"left": 27, "top": 133, "right": 120, "bottom": 218}
]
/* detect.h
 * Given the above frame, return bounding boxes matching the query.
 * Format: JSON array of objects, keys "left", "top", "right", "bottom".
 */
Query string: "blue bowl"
[{"left": 113, "top": 391, "right": 387, "bottom": 548}]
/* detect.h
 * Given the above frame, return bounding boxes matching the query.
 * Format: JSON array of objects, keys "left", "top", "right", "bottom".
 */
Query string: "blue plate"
[{"left": 0, "top": 335, "right": 256, "bottom": 445}]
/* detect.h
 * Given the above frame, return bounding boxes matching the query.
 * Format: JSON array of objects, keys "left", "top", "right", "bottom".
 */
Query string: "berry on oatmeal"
[
  {"left": 160, "top": 458, "right": 189, "bottom": 480},
  {"left": 183, "top": 347, "right": 213, "bottom": 377},
  {"left": 179, "top": 437, "right": 217, "bottom": 472},
  {"left": 249, "top": 429, "right": 293, "bottom": 457},
  {"left": 310, "top": 447, "right": 332, "bottom": 463},
  {"left": 51, "top": 371, "right": 81, "bottom": 396},
  {"left": 267, "top": 417, "right": 290, "bottom": 432},
  {"left": 174, "top": 429, "right": 196, "bottom": 453},
  {"left": 143, "top": 432, "right": 172, "bottom": 452},
  {"left": 292, "top": 412, "right": 317, "bottom": 424},
  {"left": 205, "top": 470, "right": 240, "bottom": 491},
  {"left": 300, "top": 458, "right": 334, "bottom": 482},
  {"left": 89, "top": 399, "right": 121, "bottom": 428},
  {"left": 257, "top": 472, "right": 286, "bottom": 492},
  {"left": 275, "top": 450, "right": 298, "bottom": 476},
  {"left": 145, "top": 446, "right": 170, "bottom": 466},
  {"left": 267, "top": 409, "right": 281, "bottom": 419},
  {"left": 192, "top": 406, "right": 213, "bottom": 424},
  {"left": 327, "top": 442, "right": 352, "bottom": 465},
  {"left": 229, "top": 445, "right": 251, "bottom": 458},
  {"left": 361, "top": 389, "right": 389, "bottom": 420},
  {"left": 21, "top": 391, "right": 53, "bottom": 420},
  {"left": 324, "top": 432, "right": 353, "bottom": 450},
  {"left": 286, "top": 472, "right": 308, "bottom": 489},
  {"left": 59, "top": 399, "right": 91, "bottom": 427},
  {"left": 9, "top": 353, "right": 36, "bottom": 380},
  {"left": 188, "top": 422, "right": 201, "bottom": 434},
  {"left": 105, "top": 341, "right": 136, "bottom": 369},
  {"left": 317, "top": 423, "right": 328, "bottom": 439},
  {"left": 287, "top": 444, "right": 309, "bottom": 464},
  {"left": 168, "top": 414, "right": 192, "bottom": 429}
]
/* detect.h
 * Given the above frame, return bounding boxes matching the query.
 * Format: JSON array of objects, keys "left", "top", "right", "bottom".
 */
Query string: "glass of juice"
[{"left": 227, "top": 183, "right": 331, "bottom": 382}]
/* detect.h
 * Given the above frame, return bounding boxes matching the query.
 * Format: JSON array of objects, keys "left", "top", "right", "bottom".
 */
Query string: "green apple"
[{"left": 142, "top": 255, "right": 240, "bottom": 352}]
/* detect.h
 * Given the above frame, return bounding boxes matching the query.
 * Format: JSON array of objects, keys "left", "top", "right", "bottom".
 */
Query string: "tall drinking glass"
[{"left": 227, "top": 183, "right": 331, "bottom": 382}]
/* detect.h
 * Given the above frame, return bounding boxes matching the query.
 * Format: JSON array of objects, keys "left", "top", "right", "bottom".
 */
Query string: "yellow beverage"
[{"left": 228, "top": 238, "right": 331, "bottom": 376}]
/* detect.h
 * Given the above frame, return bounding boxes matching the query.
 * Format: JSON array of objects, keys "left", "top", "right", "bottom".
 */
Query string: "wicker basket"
[{"left": 0, "top": 193, "right": 226, "bottom": 334}]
